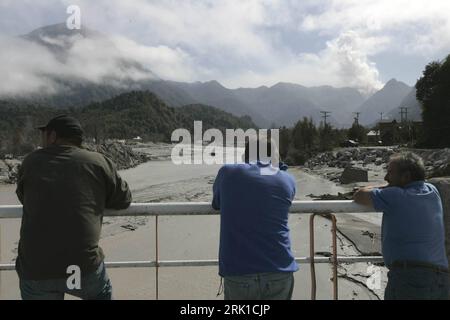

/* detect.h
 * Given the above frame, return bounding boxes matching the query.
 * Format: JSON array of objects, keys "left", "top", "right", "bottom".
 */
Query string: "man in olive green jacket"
[{"left": 16, "top": 115, "right": 132, "bottom": 300}]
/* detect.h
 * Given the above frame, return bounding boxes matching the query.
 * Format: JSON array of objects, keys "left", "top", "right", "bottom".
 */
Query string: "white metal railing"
[
  {"left": 0, "top": 201, "right": 384, "bottom": 299},
  {"left": 0, "top": 200, "right": 377, "bottom": 218}
]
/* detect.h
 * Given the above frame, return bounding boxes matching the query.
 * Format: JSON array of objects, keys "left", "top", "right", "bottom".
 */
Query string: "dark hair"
[{"left": 389, "top": 152, "right": 426, "bottom": 181}]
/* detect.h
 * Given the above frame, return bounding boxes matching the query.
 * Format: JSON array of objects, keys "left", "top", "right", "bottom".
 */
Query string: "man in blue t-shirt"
[
  {"left": 354, "top": 152, "right": 449, "bottom": 300},
  {"left": 212, "top": 138, "right": 298, "bottom": 300}
]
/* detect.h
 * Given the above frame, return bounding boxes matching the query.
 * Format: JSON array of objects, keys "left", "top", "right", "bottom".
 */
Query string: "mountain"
[
  {"left": 356, "top": 79, "right": 413, "bottom": 125},
  {"left": 386, "top": 88, "right": 422, "bottom": 122},
  {"left": 0, "top": 91, "right": 257, "bottom": 150},
  {"left": 175, "top": 81, "right": 364, "bottom": 128},
  {"left": 2, "top": 23, "right": 391, "bottom": 129},
  {"left": 178, "top": 104, "right": 256, "bottom": 132},
  {"left": 77, "top": 91, "right": 257, "bottom": 141},
  {"left": 306, "top": 86, "right": 366, "bottom": 126},
  {"left": 7, "top": 24, "right": 265, "bottom": 125},
  {"left": 234, "top": 83, "right": 321, "bottom": 127},
  {"left": 166, "top": 80, "right": 270, "bottom": 127},
  {"left": 21, "top": 23, "right": 158, "bottom": 78},
  {"left": 4, "top": 24, "right": 159, "bottom": 108}
]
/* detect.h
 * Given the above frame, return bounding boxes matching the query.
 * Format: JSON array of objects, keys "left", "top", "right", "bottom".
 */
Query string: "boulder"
[{"left": 339, "top": 167, "right": 369, "bottom": 184}]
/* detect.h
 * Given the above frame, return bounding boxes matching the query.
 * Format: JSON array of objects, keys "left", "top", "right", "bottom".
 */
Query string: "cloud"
[
  {"left": 299, "top": 32, "right": 385, "bottom": 94},
  {"left": 60, "top": 0, "right": 387, "bottom": 91},
  {"left": 301, "top": 0, "right": 450, "bottom": 55},
  {"left": 220, "top": 31, "right": 384, "bottom": 95},
  {"left": 0, "top": 30, "right": 195, "bottom": 96},
  {"left": 0, "top": 36, "right": 62, "bottom": 96},
  {"left": 0, "top": 0, "right": 448, "bottom": 96},
  {"left": 110, "top": 36, "right": 196, "bottom": 82}
]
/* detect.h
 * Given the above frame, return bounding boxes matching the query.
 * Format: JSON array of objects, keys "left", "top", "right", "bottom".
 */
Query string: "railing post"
[
  {"left": 155, "top": 215, "right": 159, "bottom": 300},
  {"left": 0, "top": 223, "right": 2, "bottom": 297},
  {"left": 330, "top": 214, "right": 338, "bottom": 300},
  {"left": 309, "top": 213, "right": 338, "bottom": 300}
]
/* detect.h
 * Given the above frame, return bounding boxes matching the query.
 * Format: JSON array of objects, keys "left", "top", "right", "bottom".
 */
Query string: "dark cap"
[{"left": 37, "top": 115, "right": 83, "bottom": 137}]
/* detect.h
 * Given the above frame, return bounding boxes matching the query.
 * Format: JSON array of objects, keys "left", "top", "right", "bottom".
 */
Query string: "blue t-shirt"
[
  {"left": 371, "top": 181, "right": 448, "bottom": 268},
  {"left": 212, "top": 162, "right": 298, "bottom": 277}
]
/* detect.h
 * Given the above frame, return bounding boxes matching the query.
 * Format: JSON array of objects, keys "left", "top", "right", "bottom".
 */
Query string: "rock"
[
  {"left": 340, "top": 167, "right": 369, "bottom": 184},
  {"left": 337, "top": 161, "right": 351, "bottom": 168},
  {"left": 121, "top": 224, "right": 137, "bottom": 231},
  {"left": 375, "top": 159, "right": 383, "bottom": 166},
  {"left": 363, "top": 155, "right": 376, "bottom": 164}
]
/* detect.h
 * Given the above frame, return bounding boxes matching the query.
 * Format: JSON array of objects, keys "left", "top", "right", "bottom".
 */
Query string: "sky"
[{"left": 0, "top": 0, "right": 449, "bottom": 96}]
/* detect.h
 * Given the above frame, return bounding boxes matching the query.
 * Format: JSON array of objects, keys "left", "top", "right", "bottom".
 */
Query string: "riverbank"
[
  {"left": 0, "top": 141, "right": 164, "bottom": 185},
  {"left": 305, "top": 147, "right": 450, "bottom": 186}
]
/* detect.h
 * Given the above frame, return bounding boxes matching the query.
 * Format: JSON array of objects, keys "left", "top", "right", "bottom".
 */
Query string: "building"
[
  {"left": 366, "top": 130, "right": 381, "bottom": 145},
  {"left": 378, "top": 120, "right": 423, "bottom": 146},
  {"left": 379, "top": 120, "right": 399, "bottom": 146}
]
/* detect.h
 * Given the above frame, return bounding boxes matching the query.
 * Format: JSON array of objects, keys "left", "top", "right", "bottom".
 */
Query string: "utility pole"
[
  {"left": 353, "top": 112, "right": 361, "bottom": 125},
  {"left": 399, "top": 107, "right": 409, "bottom": 122},
  {"left": 320, "top": 111, "right": 331, "bottom": 126},
  {"left": 379, "top": 112, "right": 384, "bottom": 122}
]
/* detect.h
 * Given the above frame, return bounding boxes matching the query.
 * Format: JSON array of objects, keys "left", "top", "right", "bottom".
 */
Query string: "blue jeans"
[
  {"left": 385, "top": 267, "right": 449, "bottom": 300},
  {"left": 19, "top": 262, "right": 113, "bottom": 300},
  {"left": 224, "top": 272, "right": 294, "bottom": 300}
]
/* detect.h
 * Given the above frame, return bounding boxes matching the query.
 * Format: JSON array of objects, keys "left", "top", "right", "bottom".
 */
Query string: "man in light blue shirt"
[
  {"left": 212, "top": 137, "right": 298, "bottom": 300},
  {"left": 354, "top": 152, "right": 449, "bottom": 300}
]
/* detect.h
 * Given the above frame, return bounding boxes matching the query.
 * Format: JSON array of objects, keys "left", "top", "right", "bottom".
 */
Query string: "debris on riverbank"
[
  {"left": 0, "top": 158, "right": 21, "bottom": 184},
  {"left": 305, "top": 147, "right": 450, "bottom": 184},
  {"left": 84, "top": 141, "right": 152, "bottom": 171},
  {"left": 307, "top": 192, "right": 355, "bottom": 200},
  {"left": 0, "top": 141, "right": 156, "bottom": 184}
]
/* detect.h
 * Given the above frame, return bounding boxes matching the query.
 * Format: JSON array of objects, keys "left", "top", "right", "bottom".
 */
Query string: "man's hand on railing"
[{"left": 353, "top": 186, "right": 378, "bottom": 208}]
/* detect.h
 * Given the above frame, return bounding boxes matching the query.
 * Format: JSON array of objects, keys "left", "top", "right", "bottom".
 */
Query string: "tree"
[
  {"left": 348, "top": 123, "right": 367, "bottom": 144},
  {"left": 318, "top": 123, "right": 333, "bottom": 151},
  {"left": 279, "top": 126, "right": 291, "bottom": 160},
  {"left": 416, "top": 56, "right": 450, "bottom": 147},
  {"left": 292, "top": 117, "right": 317, "bottom": 151}
]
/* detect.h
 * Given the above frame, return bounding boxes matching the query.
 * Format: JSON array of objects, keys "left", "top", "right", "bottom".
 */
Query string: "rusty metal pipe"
[
  {"left": 309, "top": 213, "right": 338, "bottom": 300},
  {"left": 155, "top": 215, "right": 159, "bottom": 300}
]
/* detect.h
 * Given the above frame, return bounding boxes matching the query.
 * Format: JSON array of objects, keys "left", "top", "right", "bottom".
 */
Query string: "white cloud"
[
  {"left": 0, "top": 36, "right": 61, "bottom": 96},
  {"left": 221, "top": 31, "right": 384, "bottom": 95},
  {"left": 110, "top": 36, "right": 196, "bottom": 82},
  {"left": 0, "top": 31, "right": 196, "bottom": 96},
  {"left": 1, "top": 0, "right": 449, "bottom": 96},
  {"left": 65, "top": 0, "right": 387, "bottom": 91},
  {"left": 301, "top": 0, "right": 450, "bottom": 55}
]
